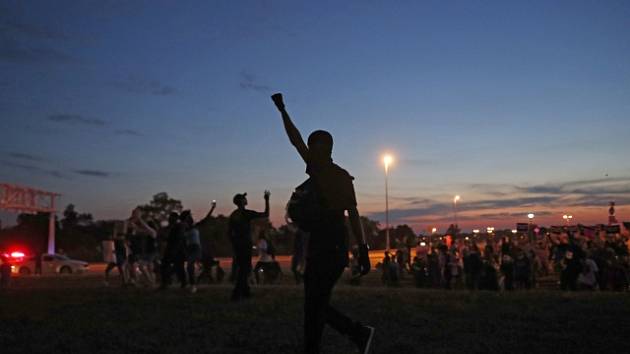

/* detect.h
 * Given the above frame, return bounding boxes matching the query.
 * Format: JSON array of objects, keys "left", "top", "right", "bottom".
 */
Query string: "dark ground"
[{"left": 1, "top": 273, "right": 629, "bottom": 354}]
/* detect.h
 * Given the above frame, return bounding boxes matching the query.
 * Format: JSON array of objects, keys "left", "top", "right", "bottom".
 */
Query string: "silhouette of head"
[
  {"left": 180, "top": 210, "right": 193, "bottom": 226},
  {"left": 168, "top": 212, "right": 179, "bottom": 226},
  {"left": 307, "top": 130, "right": 333, "bottom": 162},
  {"left": 233, "top": 193, "right": 248, "bottom": 208}
]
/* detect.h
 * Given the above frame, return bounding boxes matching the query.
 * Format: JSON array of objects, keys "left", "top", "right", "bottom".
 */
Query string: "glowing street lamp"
[
  {"left": 383, "top": 154, "right": 394, "bottom": 251},
  {"left": 431, "top": 227, "right": 437, "bottom": 234},
  {"left": 562, "top": 214, "right": 573, "bottom": 225}
]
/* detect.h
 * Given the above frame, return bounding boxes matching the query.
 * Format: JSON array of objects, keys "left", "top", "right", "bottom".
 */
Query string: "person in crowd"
[
  {"left": 177, "top": 201, "right": 216, "bottom": 293},
  {"left": 479, "top": 245, "right": 499, "bottom": 291},
  {"left": 560, "top": 234, "right": 585, "bottom": 291},
  {"left": 463, "top": 244, "right": 483, "bottom": 290},
  {"left": 513, "top": 248, "right": 531, "bottom": 289},
  {"left": 103, "top": 223, "right": 126, "bottom": 286},
  {"left": 577, "top": 250, "right": 599, "bottom": 290},
  {"left": 253, "top": 231, "right": 279, "bottom": 284},
  {"left": 272, "top": 93, "right": 373, "bottom": 354},
  {"left": 412, "top": 255, "right": 429, "bottom": 288},
  {"left": 124, "top": 208, "right": 157, "bottom": 287},
  {"left": 159, "top": 212, "right": 187, "bottom": 290},
  {"left": 381, "top": 251, "right": 399, "bottom": 287},
  {"left": 500, "top": 252, "right": 515, "bottom": 291},
  {"left": 228, "top": 191, "right": 270, "bottom": 301},
  {"left": 427, "top": 248, "right": 441, "bottom": 288},
  {"left": 395, "top": 249, "right": 406, "bottom": 279}
]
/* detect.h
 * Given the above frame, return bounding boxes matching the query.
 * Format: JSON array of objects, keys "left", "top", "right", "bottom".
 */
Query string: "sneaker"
[
  {"left": 190, "top": 286, "right": 197, "bottom": 294},
  {"left": 353, "top": 325, "right": 375, "bottom": 354}
]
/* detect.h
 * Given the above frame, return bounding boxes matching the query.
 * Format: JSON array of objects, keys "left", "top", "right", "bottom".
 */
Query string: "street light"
[
  {"left": 453, "top": 195, "right": 461, "bottom": 233},
  {"left": 383, "top": 154, "right": 394, "bottom": 251},
  {"left": 563, "top": 214, "right": 573, "bottom": 225}
]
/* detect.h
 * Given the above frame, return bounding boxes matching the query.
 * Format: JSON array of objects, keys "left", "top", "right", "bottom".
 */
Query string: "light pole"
[
  {"left": 453, "top": 195, "right": 461, "bottom": 233},
  {"left": 527, "top": 213, "right": 535, "bottom": 242},
  {"left": 383, "top": 154, "right": 394, "bottom": 251}
]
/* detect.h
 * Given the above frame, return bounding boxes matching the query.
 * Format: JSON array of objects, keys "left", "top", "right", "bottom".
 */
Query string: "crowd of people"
[
  {"left": 101, "top": 194, "right": 287, "bottom": 295},
  {"left": 375, "top": 230, "right": 630, "bottom": 292}
]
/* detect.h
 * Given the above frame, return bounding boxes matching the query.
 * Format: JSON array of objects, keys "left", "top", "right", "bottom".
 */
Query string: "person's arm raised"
[
  {"left": 195, "top": 200, "right": 217, "bottom": 227},
  {"left": 271, "top": 93, "right": 309, "bottom": 163},
  {"left": 262, "top": 190, "right": 270, "bottom": 218}
]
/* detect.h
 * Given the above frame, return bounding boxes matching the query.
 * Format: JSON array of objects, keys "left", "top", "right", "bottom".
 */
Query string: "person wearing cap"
[
  {"left": 272, "top": 93, "right": 374, "bottom": 354},
  {"left": 228, "top": 191, "right": 270, "bottom": 301}
]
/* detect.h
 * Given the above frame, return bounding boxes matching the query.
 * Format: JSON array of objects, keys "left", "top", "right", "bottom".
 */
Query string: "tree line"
[{"left": 0, "top": 192, "right": 418, "bottom": 261}]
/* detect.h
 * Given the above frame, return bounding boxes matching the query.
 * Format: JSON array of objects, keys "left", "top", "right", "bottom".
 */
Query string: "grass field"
[{"left": 1, "top": 273, "right": 629, "bottom": 354}]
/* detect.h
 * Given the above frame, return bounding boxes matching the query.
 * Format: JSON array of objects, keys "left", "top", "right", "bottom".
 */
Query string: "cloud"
[
  {"left": 0, "top": 21, "right": 68, "bottom": 40},
  {"left": 0, "top": 160, "right": 68, "bottom": 179},
  {"left": 47, "top": 114, "right": 106, "bottom": 126},
  {"left": 111, "top": 76, "right": 177, "bottom": 96},
  {"left": 239, "top": 71, "right": 271, "bottom": 93},
  {"left": 73, "top": 169, "right": 113, "bottom": 178},
  {"left": 115, "top": 129, "right": 143, "bottom": 136},
  {"left": 471, "top": 177, "right": 630, "bottom": 197},
  {"left": 6, "top": 151, "right": 44, "bottom": 162},
  {"left": 0, "top": 38, "right": 71, "bottom": 64},
  {"left": 366, "top": 177, "right": 630, "bottom": 227}
]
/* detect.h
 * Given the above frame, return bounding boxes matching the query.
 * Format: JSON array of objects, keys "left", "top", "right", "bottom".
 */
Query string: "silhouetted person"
[
  {"left": 159, "top": 212, "right": 187, "bottom": 290},
  {"left": 272, "top": 93, "right": 373, "bottom": 354},
  {"left": 103, "top": 224, "right": 126, "bottom": 286},
  {"left": 228, "top": 191, "right": 270, "bottom": 301},
  {"left": 180, "top": 202, "right": 216, "bottom": 293}
]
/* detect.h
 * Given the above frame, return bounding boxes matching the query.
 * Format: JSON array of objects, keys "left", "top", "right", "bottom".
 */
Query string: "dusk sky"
[{"left": 1, "top": 0, "right": 629, "bottom": 232}]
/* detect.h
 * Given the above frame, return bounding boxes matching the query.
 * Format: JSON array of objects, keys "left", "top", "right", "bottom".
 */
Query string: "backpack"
[{"left": 287, "top": 178, "right": 322, "bottom": 232}]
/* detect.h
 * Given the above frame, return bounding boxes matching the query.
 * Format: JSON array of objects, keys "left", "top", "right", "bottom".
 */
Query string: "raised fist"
[{"left": 271, "top": 93, "right": 285, "bottom": 110}]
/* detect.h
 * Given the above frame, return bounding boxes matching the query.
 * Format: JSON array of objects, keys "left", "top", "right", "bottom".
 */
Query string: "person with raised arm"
[
  {"left": 272, "top": 93, "right": 374, "bottom": 354},
  {"left": 180, "top": 200, "right": 217, "bottom": 293},
  {"left": 228, "top": 191, "right": 270, "bottom": 301}
]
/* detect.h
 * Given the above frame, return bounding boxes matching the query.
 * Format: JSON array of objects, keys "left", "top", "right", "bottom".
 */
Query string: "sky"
[{"left": 1, "top": 0, "right": 629, "bottom": 232}]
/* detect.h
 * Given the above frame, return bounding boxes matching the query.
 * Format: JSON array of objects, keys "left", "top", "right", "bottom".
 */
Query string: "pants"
[
  {"left": 231, "top": 249, "right": 252, "bottom": 300},
  {"left": 187, "top": 246, "right": 202, "bottom": 286},
  {"left": 304, "top": 257, "right": 358, "bottom": 354},
  {"left": 161, "top": 252, "right": 186, "bottom": 288}
]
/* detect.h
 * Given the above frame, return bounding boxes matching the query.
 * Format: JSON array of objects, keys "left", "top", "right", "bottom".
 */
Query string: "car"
[{"left": 10, "top": 253, "right": 89, "bottom": 275}]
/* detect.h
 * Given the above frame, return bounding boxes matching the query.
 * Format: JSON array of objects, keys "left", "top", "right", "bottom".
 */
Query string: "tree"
[
  {"left": 61, "top": 204, "right": 93, "bottom": 229},
  {"left": 137, "top": 192, "right": 183, "bottom": 224}
]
